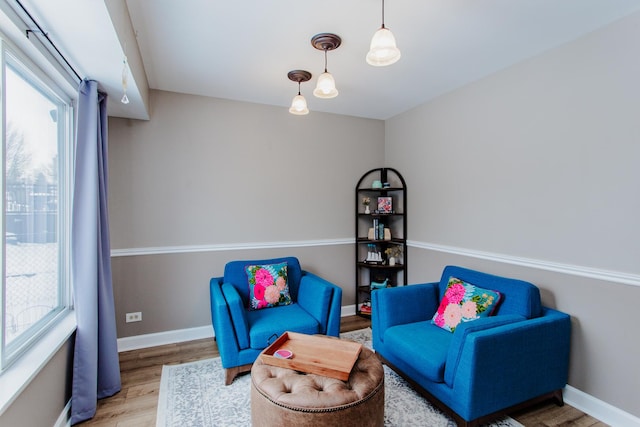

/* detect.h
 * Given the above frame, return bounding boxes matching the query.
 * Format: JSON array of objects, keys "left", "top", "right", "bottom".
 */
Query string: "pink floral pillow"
[
  {"left": 431, "top": 276, "right": 501, "bottom": 332},
  {"left": 246, "top": 262, "right": 292, "bottom": 310}
]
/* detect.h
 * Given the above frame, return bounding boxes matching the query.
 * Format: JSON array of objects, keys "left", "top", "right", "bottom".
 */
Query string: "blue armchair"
[
  {"left": 210, "top": 256, "right": 342, "bottom": 384},
  {"left": 372, "top": 265, "right": 571, "bottom": 427}
]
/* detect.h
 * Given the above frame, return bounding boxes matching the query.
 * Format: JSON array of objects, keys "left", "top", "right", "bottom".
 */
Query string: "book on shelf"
[
  {"left": 371, "top": 218, "right": 386, "bottom": 240},
  {"left": 359, "top": 303, "right": 372, "bottom": 314},
  {"left": 368, "top": 227, "right": 391, "bottom": 240},
  {"left": 371, "top": 218, "right": 380, "bottom": 240}
]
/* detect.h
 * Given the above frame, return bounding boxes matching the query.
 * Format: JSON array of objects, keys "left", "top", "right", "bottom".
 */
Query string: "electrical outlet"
[{"left": 125, "top": 312, "right": 142, "bottom": 323}]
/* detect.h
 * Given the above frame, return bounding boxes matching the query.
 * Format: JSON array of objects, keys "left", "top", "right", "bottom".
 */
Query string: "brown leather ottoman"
[{"left": 251, "top": 346, "right": 384, "bottom": 427}]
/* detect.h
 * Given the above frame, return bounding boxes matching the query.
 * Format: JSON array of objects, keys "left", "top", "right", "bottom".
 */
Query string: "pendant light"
[
  {"left": 311, "top": 33, "right": 341, "bottom": 99},
  {"left": 366, "top": 0, "right": 401, "bottom": 66},
  {"left": 288, "top": 70, "right": 312, "bottom": 115}
]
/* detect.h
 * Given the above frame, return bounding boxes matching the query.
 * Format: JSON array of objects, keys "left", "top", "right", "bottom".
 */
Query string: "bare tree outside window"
[{"left": 3, "top": 57, "right": 66, "bottom": 355}]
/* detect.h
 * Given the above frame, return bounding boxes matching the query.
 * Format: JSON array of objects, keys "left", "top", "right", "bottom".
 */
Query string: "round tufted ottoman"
[{"left": 251, "top": 346, "right": 384, "bottom": 427}]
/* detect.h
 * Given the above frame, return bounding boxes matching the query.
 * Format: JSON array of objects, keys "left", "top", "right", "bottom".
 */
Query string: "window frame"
[{"left": 0, "top": 37, "right": 74, "bottom": 372}]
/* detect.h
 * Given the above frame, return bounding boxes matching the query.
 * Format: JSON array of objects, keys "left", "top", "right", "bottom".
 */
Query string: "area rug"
[{"left": 156, "top": 328, "right": 523, "bottom": 427}]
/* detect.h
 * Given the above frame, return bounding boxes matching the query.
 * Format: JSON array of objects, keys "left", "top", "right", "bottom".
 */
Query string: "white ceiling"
[{"left": 7, "top": 0, "right": 640, "bottom": 120}]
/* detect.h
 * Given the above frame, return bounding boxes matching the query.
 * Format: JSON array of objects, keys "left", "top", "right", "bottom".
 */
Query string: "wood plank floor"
[{"left": 80, "top": 316, "right": 606, "bottom": 426}]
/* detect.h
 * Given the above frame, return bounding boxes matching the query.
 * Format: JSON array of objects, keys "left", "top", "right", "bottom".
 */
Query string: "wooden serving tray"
[{"left": 260, "top": 331, "right": 363, "bottom": 381}]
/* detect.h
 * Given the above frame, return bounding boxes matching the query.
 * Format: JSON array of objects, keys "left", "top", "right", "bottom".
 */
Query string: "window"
[{"left": 1, "top": 40, "right": 73, "bottom": 370}]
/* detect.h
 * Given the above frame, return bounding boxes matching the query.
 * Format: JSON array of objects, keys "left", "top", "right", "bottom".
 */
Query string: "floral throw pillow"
[
  {"left": 431, "top": 276, "right": 501, "bottom": 332},
  {"left": 246, "top": 262, "right": 292, "bottom": 311}
]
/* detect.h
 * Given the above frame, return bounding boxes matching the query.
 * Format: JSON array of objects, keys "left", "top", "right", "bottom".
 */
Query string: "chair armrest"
[
  {"left": 210, "top": 278, "right": 241, "bottom": 360},
  {"left": 298, "top": 271, "right": 343, "bottom": 336},
  {"left": 371, "top": 282, "right": 439, "bottom": 344},
  {"left": 209, "top": 276, "right": 227, "bottom": 334},
  {"left": 449, "top": 308, "right": 571, "bottom": 420},
  {"left": 220, "top": 282, "right": 250, "bottom": 349},
  {"left": 444, "top": 314, "right": 525, "bottom": 386},
  {"left": 210, "top": 277, "right": 251, "bottom": 356}
]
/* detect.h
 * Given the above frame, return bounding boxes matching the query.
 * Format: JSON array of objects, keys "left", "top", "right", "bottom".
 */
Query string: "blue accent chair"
[
  {"left": 210, "top": 256, "right": 342, "bottom": 384},
  {"left": 372, "top": 265, "right": 571, "bottom": 427}
]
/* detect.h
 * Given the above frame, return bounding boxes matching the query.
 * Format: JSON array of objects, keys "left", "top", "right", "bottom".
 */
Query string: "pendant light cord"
[
  {"left": 381, "top": 0, "right": 386, "bottom": 29},
  {"left": 324, "top": 49, "right": 328, "bottom": 72}
]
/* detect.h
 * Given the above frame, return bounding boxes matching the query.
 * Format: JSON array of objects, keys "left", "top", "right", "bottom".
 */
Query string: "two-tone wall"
[
  {"left": 5, "top": 10, "right": 640, "bottom": 426},
  {"left": 108, "top": 90, "right": 385, "bottom": 338},
  {"left": 385, "top": 11, "right": 640, "bottom": 421}
]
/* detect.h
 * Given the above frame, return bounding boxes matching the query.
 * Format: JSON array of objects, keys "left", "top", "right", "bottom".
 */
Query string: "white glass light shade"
[
  {"left": 313, "top": 72, "right": 338, "bottom": 98},
  {"left": 366, "top": 27, "right": 401, "bottom": 66},
  {"left": 289, "top": 94, "right": 309, "bottom": 115}
]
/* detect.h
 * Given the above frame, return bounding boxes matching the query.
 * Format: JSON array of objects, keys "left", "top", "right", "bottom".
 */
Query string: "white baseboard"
[
  {"left": 564, "top": 385, "right": 640, "bottom": 427},
  {"left": 341, "top": 304, "right": 356, "bottom": 317},
  {"left": 54, "top": 399, "right": 71, "bottom": 427},
  {"left": 117, "top": 306, "right": 358, "bottom": 352},
  {"left": 117, "top": 325, "right": 214, "bottom": 352}
]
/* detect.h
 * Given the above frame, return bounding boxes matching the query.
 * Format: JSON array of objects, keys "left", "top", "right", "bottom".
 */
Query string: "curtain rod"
[{"left": 14, "top": 0, "right": 82, "bottom": 83}]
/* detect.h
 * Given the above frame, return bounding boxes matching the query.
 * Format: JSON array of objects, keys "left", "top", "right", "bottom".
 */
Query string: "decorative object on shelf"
[
  {"left": 372, "top": 180, "right": 383, "bottom": 189},
  {"left": 287, "top": 70, "right": 312, "bottom": 115},
  {"left": 365, "top": 244, "right": 383, "bottom": 263},
  {"left": 311, "top": 33, "right": 341, "bottom": 99},
  {"left": 366, "top": 0, "right": 401, "bottom": 67},
  {"left": 378, "top": 196, "right": 393, "bottom": 214},
  {"left": 370, "top": 278, "right": 389, "bottom": 290},
  {"left": 383, "top": 182, "right": 391, "bottom": 188},
  {"left": 385, "top": 245, "right": 403, "bottom": 266},
  {"left": 367, "top": 227, "right": 391, "bottom": 240},
  {"left": 384, "top": 245, "right": 403, "bottom": 258},
  {"left": 362, "top": 196, "right": 371, "bottom": 214}
]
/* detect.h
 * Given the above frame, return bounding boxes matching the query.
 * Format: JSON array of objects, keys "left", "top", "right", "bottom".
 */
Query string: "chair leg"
[
  {"left": 224, "top": 363, "right": 253, "bottom": 385},
  {"left": 224, "top": 367, "right": 240, "bottom": 385},
  {"left": 552, "top": 389, "right": 565, "bottom": 406}
]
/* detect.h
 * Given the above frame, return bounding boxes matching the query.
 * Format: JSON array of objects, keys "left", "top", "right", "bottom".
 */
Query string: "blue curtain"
[{"left": 70, "top": 79, "right": 121, "bottom": 424}]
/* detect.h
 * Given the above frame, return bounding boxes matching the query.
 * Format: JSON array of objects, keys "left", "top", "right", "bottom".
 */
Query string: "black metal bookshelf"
[{"left": 355, "top": 168, "right": 407, "bottom": 317}]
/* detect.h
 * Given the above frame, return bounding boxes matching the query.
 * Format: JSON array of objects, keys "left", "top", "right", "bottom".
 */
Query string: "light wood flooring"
[{"left": 79, "top": 316, "right": 606, "bottom": 426}]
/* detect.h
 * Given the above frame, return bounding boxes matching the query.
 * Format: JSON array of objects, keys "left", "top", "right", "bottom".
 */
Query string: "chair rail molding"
[
  {"left": 409, "top": 240, "right": 640, "bottom": 288},
  {"left": 111, "top": 238, "right": 354, "bottom": 257},
  {"left": 110, "top": 238, "right": 640, "bottom": 287}
]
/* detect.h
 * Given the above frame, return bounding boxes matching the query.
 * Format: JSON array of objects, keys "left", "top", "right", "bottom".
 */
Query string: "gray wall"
[
  {"left": 386, "top": 12, "right": 640, "bottom": 418},
  {"left": 108, "top": 90, "right": 385, "bottom": 337},
  {"left": 0, "top": 339, "right": 73, "bottom": 427}
]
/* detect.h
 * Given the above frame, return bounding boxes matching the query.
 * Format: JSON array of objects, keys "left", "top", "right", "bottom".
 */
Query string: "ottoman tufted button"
[{"left": 251, "top": 346, "right": 384, "bottom": 427}]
